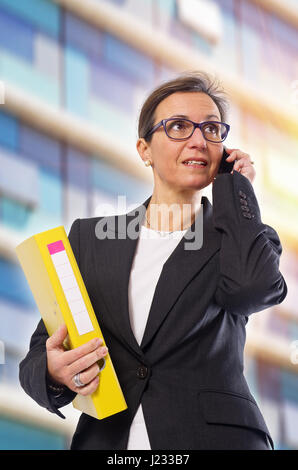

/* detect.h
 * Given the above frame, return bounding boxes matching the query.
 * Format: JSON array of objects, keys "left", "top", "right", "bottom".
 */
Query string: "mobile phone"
[{"left": 218, "top": 147, "right": 234, "bottom": 174}]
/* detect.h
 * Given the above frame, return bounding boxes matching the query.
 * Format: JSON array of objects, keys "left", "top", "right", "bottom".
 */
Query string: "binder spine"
[{"left": 47, "top": 240, "right": 94, "bottom": 336}]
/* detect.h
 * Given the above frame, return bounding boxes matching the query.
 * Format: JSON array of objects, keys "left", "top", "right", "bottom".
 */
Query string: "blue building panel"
[
  {"left": 103, "top": 34, "right": 155, "bottom": 85},
  {"left": 88, "top": 98, "right": 135, "bottom": 144},
  {"left": 158, "top": 0, "right": 176, "bottom": 17},
  {"left": 281, "top": 371, "right": 298, "bottom": 404},
  {"left": 65, "top": 12, "right": 103, "bottom": 60},
  {"left": 0, "top": 197, "right": 31, "bottom": 230},
  {"left": 39, "top": 167, "right": 63, "bottom": 217},
  {"left": 0, "top": 149, "right": 38, "bottom": 208},
  {"left": 92, "top": 157, "right": 151, "bottom": 202},
  {"left": 0, "top": 416, "right": 65, "bottom": 450},
  {"left": 0, "top": 258, "right": 35, "bottom": 307},
  {"left": 241, "top": 24, "right": 260, "bottom": 84},
  {"left": 192, "top": 32, "right": 213, "bottom": 55},
  {"left": 0, "top": 9, "right": 34, "bottom": 62},
  {"left": 0, "top": 111, "right": 19, "bottom": 151},
  {"left": 0, "top": 299, "right": 38, "bottom": 351},
  {"left": 289, "top": 321, "right": 298, "bottom": 342},
  {"left": 34, "top": 32, "right": 61, "bottom": 82},
  {"left": 0, "top": 50, "right": 60, "bottom": 106},
  {"left": 271, "top": 14, "right": 298, "bottom": 54},
  {"left": 20, "top": 124, "right": 61, "bottom": 176},
  {"left": 239, "top": 0, "right": 266, "bottom": 32},
  {"left": 65, "top": 46, "right": 89, "bottom": 117},
  {"left": 170, "top": 15, "right": 194, "bottom": 46},
  {"left": 96, "top": 0, "right": 126, "bottom": 5},
  {"left": 66, "top": 147, "right": 90, "bottom": 191},
  {"left": 214, "top": 0, "right": 234, "bottom": 13},
  {"left": 0, "top": 0, "right": 60, "bottom": 38},
  {"left": 220, "top": 9, "right": 237, "bottom": 48},
  {"left": 90, "top": 61, "right": 135, "bottom": 113},
  {"left": 256, "top": 361, "right": 281, "bottom": 402}
]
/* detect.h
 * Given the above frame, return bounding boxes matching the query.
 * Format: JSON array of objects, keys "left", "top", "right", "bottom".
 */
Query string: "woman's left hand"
[{"left": 225, "top": 147, "right": 256, "bottom": 185}]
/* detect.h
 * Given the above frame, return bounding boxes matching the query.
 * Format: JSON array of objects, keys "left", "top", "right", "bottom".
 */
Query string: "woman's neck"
[{"left": 145, "top": 191, "right": 202, "bottom": 232}]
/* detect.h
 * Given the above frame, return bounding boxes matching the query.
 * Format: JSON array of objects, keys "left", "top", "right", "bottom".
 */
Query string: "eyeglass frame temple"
[
  {"left": 145, "top": 121, "right": 163, "bottom": 139},
  {"left": 145, "top": 119, "right": 230, "bottom": 141}
]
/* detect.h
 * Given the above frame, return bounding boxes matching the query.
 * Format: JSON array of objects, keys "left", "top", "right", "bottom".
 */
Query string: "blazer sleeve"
[
  {"left": 18, "top": 219, "right": 80, "bottom": 418},
  {"left": 212, "top": 170, "right": 287, "bottom": 316}
]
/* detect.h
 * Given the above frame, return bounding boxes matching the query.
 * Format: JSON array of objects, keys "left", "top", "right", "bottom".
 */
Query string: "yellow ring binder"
[{"left": 16, "top": 225, "right": 127, "bottom": 420}]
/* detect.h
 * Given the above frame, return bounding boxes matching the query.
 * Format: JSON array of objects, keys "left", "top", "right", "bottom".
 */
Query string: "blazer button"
[
  {"left": 137, "top": 365, "right": 148, "bottom": 379},
  {"left": 239, "top": 190, "right": 247, "bottom": 199},
  {"left": 243, "top": 212, "right": 252, "bottom": 219},
  {"left": 241, "top": 205, "right": 250, "bottom": 212},
  {"left": 240, "top": 198, "right": 248, "bottom": 206}
]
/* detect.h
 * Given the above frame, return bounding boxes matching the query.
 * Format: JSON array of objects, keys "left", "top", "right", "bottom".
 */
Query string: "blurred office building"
[{"left": 0, "top": 0, "right": 297, "bottom": 449}]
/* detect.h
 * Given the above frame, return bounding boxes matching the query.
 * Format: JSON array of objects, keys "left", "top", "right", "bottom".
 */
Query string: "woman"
[{"left": 19, "top": 72, "right": 287, "bottom": 450}]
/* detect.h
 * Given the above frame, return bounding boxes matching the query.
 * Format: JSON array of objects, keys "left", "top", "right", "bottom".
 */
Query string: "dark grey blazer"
[{"left": 19, "top": 171, "right": 287, "bottom": 450}]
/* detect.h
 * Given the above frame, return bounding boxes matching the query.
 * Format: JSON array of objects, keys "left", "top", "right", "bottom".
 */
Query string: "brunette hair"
[{"left": 138, "top": 71, "right": 229, "bottom": 142}]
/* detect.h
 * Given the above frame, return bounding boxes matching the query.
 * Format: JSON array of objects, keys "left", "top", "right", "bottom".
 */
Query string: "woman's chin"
[{"left": 179, "top": 175, "right": 212, "bottom": 191}]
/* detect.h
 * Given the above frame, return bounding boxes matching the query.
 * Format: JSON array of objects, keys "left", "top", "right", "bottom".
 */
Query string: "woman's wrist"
[{"left": 46, "top": 371, "right": 66, "bottom": 398}]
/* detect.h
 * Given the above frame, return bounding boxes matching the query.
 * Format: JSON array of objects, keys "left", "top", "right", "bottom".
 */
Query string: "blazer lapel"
[
  {"left": 95, "top": 195, "right": 221, "bottom": 356},
  {"left": 94, "top": 196, "right": 151, "bottom": 357}
]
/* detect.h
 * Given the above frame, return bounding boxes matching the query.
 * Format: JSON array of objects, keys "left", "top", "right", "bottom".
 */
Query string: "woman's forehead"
[{"left": 155, "top": 92, "right": 220, "bottom": 119}]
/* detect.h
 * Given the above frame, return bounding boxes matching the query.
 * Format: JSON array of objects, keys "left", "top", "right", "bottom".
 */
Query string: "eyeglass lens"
[{"left": 165, "top": 119, "right": 227, "bottom": 142}]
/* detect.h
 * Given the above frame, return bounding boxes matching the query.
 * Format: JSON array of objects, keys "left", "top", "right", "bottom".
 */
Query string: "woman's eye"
[
  {"left": 205, "top": 125, "right": 218, "bottom": 134},
  {"left": 171, "top": 121, "right": 186, "bottom": 130}
]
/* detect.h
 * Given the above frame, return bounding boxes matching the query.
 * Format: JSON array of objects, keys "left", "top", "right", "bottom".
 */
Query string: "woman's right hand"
[{"left": 46, "top": 324, "right": 108, "bottom": 396}]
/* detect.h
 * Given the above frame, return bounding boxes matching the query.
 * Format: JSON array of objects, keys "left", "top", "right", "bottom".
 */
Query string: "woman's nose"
[{"left": 187, "top": 127, "right": 207, "bottom": 148}]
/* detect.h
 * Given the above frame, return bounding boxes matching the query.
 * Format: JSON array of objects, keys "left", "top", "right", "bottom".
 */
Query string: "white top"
[{"left": 126, "top": 223, "right": 187, "bottom": 450}]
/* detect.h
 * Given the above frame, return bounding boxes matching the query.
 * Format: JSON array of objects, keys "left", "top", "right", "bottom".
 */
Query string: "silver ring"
[{"left": 73, "top": 373, "right": 85, "bottom": 388}]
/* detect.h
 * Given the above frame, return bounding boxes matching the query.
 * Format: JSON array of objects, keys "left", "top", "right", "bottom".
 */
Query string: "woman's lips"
[{"left": 182, "top": 161, "right": 208, "bottom": 169}]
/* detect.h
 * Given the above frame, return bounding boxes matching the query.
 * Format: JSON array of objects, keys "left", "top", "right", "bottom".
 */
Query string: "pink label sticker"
[{"left": 47, "top": 240, "right": 65, "bottom": 255}]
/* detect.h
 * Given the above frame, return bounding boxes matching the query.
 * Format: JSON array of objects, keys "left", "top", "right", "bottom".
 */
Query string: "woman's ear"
[{"left": 136, "top": 137, "right": 152, "bottom": 165}]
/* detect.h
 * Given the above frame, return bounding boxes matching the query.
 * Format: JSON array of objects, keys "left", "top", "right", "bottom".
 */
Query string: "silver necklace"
[{"left": 144, "top": 212, "right": 175, "bottom": 235}]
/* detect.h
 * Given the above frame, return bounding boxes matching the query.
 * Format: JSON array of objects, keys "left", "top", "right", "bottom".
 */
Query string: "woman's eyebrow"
[
  {"left": 168, "top": 114, "right": 188, "bottom": 119},
  {"left": 169, "top": 114, "right": 220, "bottom": 120},
  {"left": 205, "top": 114, "right": 221, "bottom": 120}
]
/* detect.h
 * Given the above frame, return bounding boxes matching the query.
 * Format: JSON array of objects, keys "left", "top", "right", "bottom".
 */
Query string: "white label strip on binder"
[{"left": 47, "top": 240, "right": 94, "bottom": 335}]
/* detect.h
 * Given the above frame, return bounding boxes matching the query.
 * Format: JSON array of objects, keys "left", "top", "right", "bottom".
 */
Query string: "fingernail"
[
  {"left": 95, "top": 338, "right": 103, "bottom": 347},
  {"left": 102, "top": 347, "right": 108, "bottom": 355}
]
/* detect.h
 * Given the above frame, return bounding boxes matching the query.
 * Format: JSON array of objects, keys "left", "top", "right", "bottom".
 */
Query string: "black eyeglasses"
[{"left": 145, "top": 118, "right": 230, "bottom": 143}]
